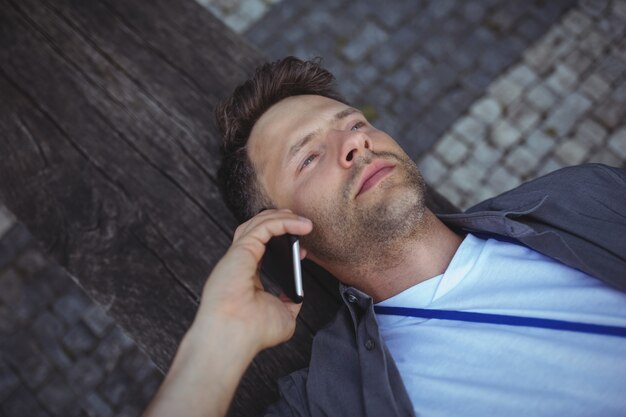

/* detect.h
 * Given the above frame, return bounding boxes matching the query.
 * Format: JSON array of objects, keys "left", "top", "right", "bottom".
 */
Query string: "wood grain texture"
[{"left": 0, "top": 0, "right": 458, "bottom": 415}]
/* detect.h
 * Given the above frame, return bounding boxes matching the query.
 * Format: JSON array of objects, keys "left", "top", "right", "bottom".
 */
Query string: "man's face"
[{"left": 248, "top": 95, "right": 427, "bottom": 268}]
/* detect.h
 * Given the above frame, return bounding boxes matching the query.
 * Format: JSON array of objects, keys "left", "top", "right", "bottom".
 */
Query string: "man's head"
[
  {"left": 216, "top": 57, "right": 348, "bottom": 223},
  {"left": 217, "top": 57, "right": 428, "bottom": 273}
]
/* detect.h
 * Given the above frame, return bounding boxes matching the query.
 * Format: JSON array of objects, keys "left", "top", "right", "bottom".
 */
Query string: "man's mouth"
[{"left": 355, "top": 160, "right": 396, "bottom": 198}]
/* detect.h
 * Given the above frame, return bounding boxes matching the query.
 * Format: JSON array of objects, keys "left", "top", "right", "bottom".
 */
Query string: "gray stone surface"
[
  {"left": 0, "top": 217, "right": 162, "bottom": 417},
  {"left": 419, "top": 0, "right": 626, "bottom": 209}
]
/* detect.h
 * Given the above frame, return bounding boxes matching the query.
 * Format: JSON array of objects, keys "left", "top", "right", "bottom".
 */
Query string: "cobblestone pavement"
[
  {"left": 3, "top": 0, "right": 626, "bottom": 416},
  {"left": 0, "top": 213, "right": 163, "bottom": 417}
]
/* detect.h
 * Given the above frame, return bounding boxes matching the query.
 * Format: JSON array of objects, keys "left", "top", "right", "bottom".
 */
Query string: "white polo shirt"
[{"left": 376, "top": 234, "right": 626, "bottom": 417}]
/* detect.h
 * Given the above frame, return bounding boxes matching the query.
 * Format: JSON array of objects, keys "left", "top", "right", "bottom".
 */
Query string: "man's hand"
[
  {"left": 143, "top": 209, "right": 313, "bottom": 417},
  {"left": 197, "top": 209, "right": 313, "bottom": 352}
]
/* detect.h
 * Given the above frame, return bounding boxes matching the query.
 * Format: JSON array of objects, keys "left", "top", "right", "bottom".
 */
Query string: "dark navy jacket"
[{"left": 264, "top": 164, "right": 626, "bottom": 417}]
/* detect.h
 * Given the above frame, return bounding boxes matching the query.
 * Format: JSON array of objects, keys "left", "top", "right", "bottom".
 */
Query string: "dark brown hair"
[{"left": 216, "top": 57, "right": 348, "bottom": 222}]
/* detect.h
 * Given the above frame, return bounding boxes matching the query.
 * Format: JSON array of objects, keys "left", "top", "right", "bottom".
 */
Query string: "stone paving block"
[
  {"left": 611, "top": 78, "right": 626, "bottom": 102},
  {"left": 342, "top": 22, "right": 388, "bottom": 61},
  {"left": 0, "top": 360, "right": 19, "bottom": 402},
  {"left": 536, "top": 157, "right": 565, "bottom": 177},
  {"left": 100, "top": 369, "right": 130, "bottom": 407},
  {"left": 15, "top": 281, "right": 55, "bottom": 326},
  {"left": 32, "top": 310, "right": 66, "bottom": 345},
  {"left": 120, "top": 348, "right": 158, "bottom": 384},
  {"left": 614, "top": 0, "right": 626, "bottom": 19},
  {"left": 470, "top": 141, "right": 503, "bottom": 167},
  {"left": 53, "top": 289, "right": 93, "bottom": 326},
  {"left": 453, "top": 116, "right": 487, "bottom": 144},
  {"left": 597, "top": 13, "right": 626, "bottom": 40},
  {"left": 95, "top": 327, "right": 134, "bottom": 373},
  {"left": 387, "top": 65, "right": 415, "bottom": 94},
  {"left": 481, "top": 41, "right": 518, "bottom": 77},
  {"left": 524, "top": 26, "right": 575, "bottom": 74},
  {"left": 516, "top": 16, "right": 547, "bottom": 42},
  {"left": 450, "top": 165, "right": 482, "bottom": 193},
  {"left": 590, "top": 147, "right": 625, "bottom": 166},
  {"left": 81, "top": 304, "right": 114, "bottom": 338},
  {"left": 37, "top": 374, "right": 76, "bottom": 416},
  {"left": 561, "top": 8, "right": 594, "bottom": 36},
  {"left": 17, "top": 349, "right": 53, "bottom": 390},
  {"left": 0, "top": 304, "right": 19, "bottom": 334},
  {"left": 545, "top": 64, "right": 579, "bottom": 97},
  {"left": 461, "top": 1, "right": 488, "bottom": 23},
  {"left": 462, "top": 69, "right": 493, "bottom": 94},
  {"left": 488, "top": 76, "right": 524, "bottom": 108},
  {"left": 580, "top": 30, "right": 611, "bottom": 58},
  {"left": 1, "top": 385, "right": 51, "bottom": 417},
  {"left": 592, "top": 99, "right": 626, "bottom": 128},
  {"left": 407, "top": 53, "right": 434, "bottom": 76},
  {"left": 0, "top": 267, "right": 21, "bottom": 307},
  {"left": 62, "top": 322, "right": 97, "bottom": 357},
  {"left": 2, "top": 223, "right": 32, "bottom": 254},
  {"left": 563, "top": 49, "right": 594, "bottom": 76},
  {"left": 470, "top": 97, "right": 502, "bottom": 125},
  {"left": 506, "top": 146, "right": 538, "bottom": 176},
  {"left": 525, "top": 129, "right": 557, "bottom": 160},
  {"left": 418, "top": 155, "right": 447, "bottom": 184},
  {"left": 596, "top": 54, "right": 626, "bottom": 84},
  {"left": 574, "top": 119, "right": 608, "bottom": 148},
  {"left": 580, "top": 0, "right": 610, "bottom": 18},
  {"left": 554, "top": 139, "right": 590, "bottom": 165},
  {"left": 395, "top": 122, "right": 438, "bottom": 160},
  {"left": 439, "top": 90, "right": 476, "bottom": 123},
  {"left": 468, "top": 183, "right": 499, "bottom": 208},
  {"left": 38, "top": 264, "right": 72, "bottom": 298},
  {"left": 484, "top": 165, "right": 520, "bottom": 194},
  {"left": 507, "top": 99, "right": 541, "bottom": 135},
  {"left": 435, "top": 179, "right": 465, "bottom": 208},
  {"left": 422, "top": 106, "right": 454, "bottom": 138},
  {"left": 369, "top": 46, "right": 401, "bottom": 72},
  {"left": 67, "top": 357, "right": 104, "bottom": 393},
  {"left": 82, "top": 391, "right": 113, "bottom": 417},
  {"left": 544, "top": 92, "right": 593, "bottom": 136},
  {"left": 532, "top": 0, "right": 576, "bottom": 24},
  {"left": 434, "top": 133, "right": 469, "bottom": 165},
  {"left": 41, "top": 340, "right": 74, "bottom": 371},
  {"left": 607, "top": 127, "right": 626, "bottom": 159},
  {"left": 447, "top": 46, "right": 476, "bottom": 73},
  {"left": 579, "top": 73, "right": 611, "bottom": 101},
  {"left": 507, "top": 64, "right": 539, "bottom": 89},
  {"left": 423, "top": 35, "right": 456, "bottom": 62},
  {"left": 491, "top": 119, "right": 521, "bottom": 149}
]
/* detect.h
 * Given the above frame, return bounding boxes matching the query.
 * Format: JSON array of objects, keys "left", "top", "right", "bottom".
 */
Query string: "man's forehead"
[{"left": 249, "top": 95, "right": 352, "bottom": 168}]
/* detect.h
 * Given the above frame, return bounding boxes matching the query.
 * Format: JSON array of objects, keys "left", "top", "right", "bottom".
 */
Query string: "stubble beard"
[{"left": 300, "top": 151, "right": 429, "bottom": 274}]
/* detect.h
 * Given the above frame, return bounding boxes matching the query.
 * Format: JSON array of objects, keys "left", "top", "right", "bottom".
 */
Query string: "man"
[{"left": 143, "top": 57, "right": 626, "bottom": 417}]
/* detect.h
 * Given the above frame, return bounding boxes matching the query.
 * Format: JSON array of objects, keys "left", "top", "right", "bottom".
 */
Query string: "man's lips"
[{"left": 355, "top": 160, "right": 396, "bottom": 197}]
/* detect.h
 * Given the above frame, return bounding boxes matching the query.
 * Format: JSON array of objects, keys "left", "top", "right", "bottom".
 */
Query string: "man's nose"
[{"left": 337, "top": 130, "right": 372, "bottom": 168}]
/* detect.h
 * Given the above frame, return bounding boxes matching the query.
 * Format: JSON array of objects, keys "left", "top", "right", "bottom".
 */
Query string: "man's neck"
[{"left": 326, "top": 210, "right": 463, "bottom": 303}]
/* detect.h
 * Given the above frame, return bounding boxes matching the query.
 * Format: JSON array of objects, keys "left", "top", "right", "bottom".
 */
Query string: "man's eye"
[
  {"left": 301, "top": 154, "right": 318, "bottom": 169},
  {"left": 351, "top": 121, "right": 365, "bottom": 131}
]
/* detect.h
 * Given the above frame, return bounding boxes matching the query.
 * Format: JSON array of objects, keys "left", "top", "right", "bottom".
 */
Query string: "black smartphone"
[{"left": 261, "top": 234, "right": 304, "bottom": 304}]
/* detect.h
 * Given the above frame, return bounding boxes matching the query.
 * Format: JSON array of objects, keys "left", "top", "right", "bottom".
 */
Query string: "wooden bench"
[{"left": 0, "top": 0, "right": 458, "bottom": 414}]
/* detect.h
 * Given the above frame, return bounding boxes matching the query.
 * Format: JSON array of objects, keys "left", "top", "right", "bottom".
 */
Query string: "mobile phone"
[{"left": 261, "top": 234, "right": 304, "bottom": 303}]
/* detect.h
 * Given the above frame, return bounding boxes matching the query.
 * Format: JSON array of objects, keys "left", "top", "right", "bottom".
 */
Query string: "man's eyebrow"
[{"left": 286, "top": 107, "right": 363, "bottom": 163}]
